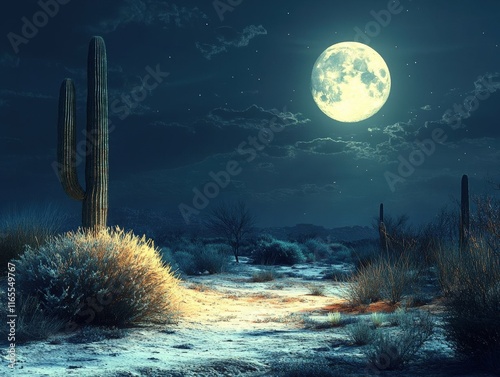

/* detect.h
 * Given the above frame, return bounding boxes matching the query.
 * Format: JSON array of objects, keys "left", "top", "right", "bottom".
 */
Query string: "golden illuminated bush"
[{"left": 15, "top": 227, "right": 182, "bottom": 327}]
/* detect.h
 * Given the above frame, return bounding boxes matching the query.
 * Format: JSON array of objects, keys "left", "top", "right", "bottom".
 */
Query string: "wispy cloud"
[
  {"left": 0, "top": 89, "right": 53, "bottom": 100},
  {"left": 207, "top": 104, "right": 309, "bottom": 129},
  {"left": 295, "top": 138, "right": 346, "bottom": 155},
  {"left": 88, "top": 0, "right": 208, "bottom": 33},
  {"left": 196, "top": 25, "right": 267, "bottom": 60}
]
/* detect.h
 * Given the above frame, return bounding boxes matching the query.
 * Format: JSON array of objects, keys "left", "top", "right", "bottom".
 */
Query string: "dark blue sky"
[{"left": 1, "top": 0, "right": 499, "bottom": 228}]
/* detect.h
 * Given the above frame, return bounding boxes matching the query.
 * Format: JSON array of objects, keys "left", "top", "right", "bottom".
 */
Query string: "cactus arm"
[
  {"left": 57, "top": 78, "right": 85, "bottom": 201},
  {"left": 82, "top": 36, "right": 109, "bottom": 229}
]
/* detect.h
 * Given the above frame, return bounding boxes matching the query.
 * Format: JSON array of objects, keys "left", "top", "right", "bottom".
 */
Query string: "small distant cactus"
[
  {"left": 57, "top": 36, "right": 109, "bottom": 230},
  {"left": 379, "top": 203, "right": 388, "bottom": 253},
  {"left": 459, "top": 174, "right": 469, "bottom": 253}
]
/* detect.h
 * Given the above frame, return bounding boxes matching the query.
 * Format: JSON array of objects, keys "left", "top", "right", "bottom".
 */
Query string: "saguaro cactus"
[
  {"left": 57, "top": 36, "right": 109, "bottom": 230},
  {"left": 459, "top": 174, "right": 469, "bottom": 252},
  {"left": 379, "top": 202, "right": 388, "bottom": 253}
]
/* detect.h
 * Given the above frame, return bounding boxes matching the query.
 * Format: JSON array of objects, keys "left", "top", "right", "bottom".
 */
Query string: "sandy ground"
[{"left": 1, "top": 259, "right": 497, "bottom": 377}]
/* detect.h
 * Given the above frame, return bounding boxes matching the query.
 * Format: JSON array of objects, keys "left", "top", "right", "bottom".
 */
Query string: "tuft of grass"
[
  {"left": 344, "top": 321, "right": 375, "bottom": 346},
  {"left": 341, "top": 260, "right": 384, "bottom": 306},
  {"left": 306, "top": 284, "right": 326, "bottom": 296},
  {"left": 14, "top": 227, "right": 182, "bottom": 327},
  {"left": 342, "top": 254, "right": 417, "bottom": 306},
  {"left": 371, "top": 312, "right": 387, "bottom": 327},
  {"left": 0, "top": 293, "right": 65, "bottom": 343},
  {"left": 327, "top": 311, "right": 343, "bottom": 326},
  {"left": 250, "top": 269, "right": 277, "bottom": 282},
  {"left": 322, "top": 268, "right": 353, "bottom": 281}
]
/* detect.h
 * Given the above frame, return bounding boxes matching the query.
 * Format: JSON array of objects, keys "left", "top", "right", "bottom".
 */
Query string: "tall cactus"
[
  {"left": 57, "top": 36, "right": 109, "bottom": 230},
  {"left": 379, "top": 202, "right": 388, "bottom": 253},
  {"left": 459, "top": 174, "right": 469, "bottom": 253}
]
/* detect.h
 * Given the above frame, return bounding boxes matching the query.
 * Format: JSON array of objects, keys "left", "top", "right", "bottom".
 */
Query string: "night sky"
[{"left": 1, "top": 0, "right": 499, "bottom": 228}]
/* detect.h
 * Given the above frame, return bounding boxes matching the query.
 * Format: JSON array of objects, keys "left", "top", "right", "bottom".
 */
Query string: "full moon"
[{"left": 311, "top": 42, "right": 391, "bottom": 123}]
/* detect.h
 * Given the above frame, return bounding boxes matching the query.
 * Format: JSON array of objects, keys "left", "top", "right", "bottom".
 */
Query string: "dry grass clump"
[
  {"left": 0, "top": 292, "right": 66, "bottom": 343},
  {"left": 0, "top": 204, "right": 67, "bottom": 274},
  {"left": 342, "top": 253, "right": 417, "bottom": 306},
  {"left": 344, "top": 320, "right": 375, "bottom": 345},
  {"left": 15, "top": 227, "right": 182, "bottom": 328},
  {"left": 250, "top": 269, "right": 277, "bottom": 282}
]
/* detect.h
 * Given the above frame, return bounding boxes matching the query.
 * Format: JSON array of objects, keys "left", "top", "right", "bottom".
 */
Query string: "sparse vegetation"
[
  {"left": 365, "top": 311, "right": 434, "bottom": 371},
  {"left": 271, "top": 358, "right": 340, "bottom": 377},
  {"left": 342, "top": 259, "right": 384, "bottom": 306},
  {"left": 0, "top": 293, "right": 65, "bottom": 343},
  {"left": 343, "top": 253, "right": 417, "bottom": 306},
  {"left": 371, "top": 312, "right": 386, "bottom": 327},
  {"left": 251, "top": 269, "right": 277, "bottom": 282},
  {"left": 0, "top": 204, "right": 67, "bottom": 275},
  {"left": 164, "top": 241, "right": 231, "bottom": 275},
  {"left": 204, "top": 200, "right": 255, "bottom": 263},
  {"left": 302, "top": 238, "right": 331, "bottom": 261},
  {"left": 327, "top": 311, "right": 343, "bottom": 326},
  {"left": 442, "top": 237, "right": 500, "bottom": 368},
  {"left": 388, "top": 307, "right": 409, "bottom": 327},
  {"left": 14, "top": 227, "right": 182, "bottom": 327},
  {"left": 345, "top": 321, "right": 375, "bottom": 345},
  {"left": 252, "top": 236, "right": 305, "bottom": 265},
  {"left": 306, "top": 284, "right": 326, "bottom": 296}
]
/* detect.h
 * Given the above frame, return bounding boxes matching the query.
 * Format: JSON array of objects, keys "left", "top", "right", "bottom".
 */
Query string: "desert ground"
[{"left": 2, "top": 256, "right": 497, "bottom": 377}]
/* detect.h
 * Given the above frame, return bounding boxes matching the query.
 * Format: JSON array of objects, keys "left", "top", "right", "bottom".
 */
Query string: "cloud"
[
  {"left": 440, "top": 72, "right": 500, "bottom": 124},
  {"left": 195, "top": 25, "right": 268, "bottom": 60},
  {"left": 421, "top": 105, "right": 432, "bottom": 111},
  {"left": 207, "top": 104, "right": 309, "bottom": 129},
  {"left": 295, "top": 138, "right": 346, "bottom": 155},
  {"left": 88, "top": 1, "right": 208, "bottom": 33},
  {"left": 0, "top": 89, "right": 53, "bottom": 100}
]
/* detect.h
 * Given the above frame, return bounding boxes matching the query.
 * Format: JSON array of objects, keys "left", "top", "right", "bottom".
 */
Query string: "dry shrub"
[
  {"left": 343, "top": 251, "right": 417, "bottom": 307},
  {"left": 15, "top": 227, "right": 182, "bottom": 327},
  {"left": 442, "top": 238, "right": 500, "bottom": 367},
  {"left": 366, "top": 311, "right": 434, "bottom": 371}
]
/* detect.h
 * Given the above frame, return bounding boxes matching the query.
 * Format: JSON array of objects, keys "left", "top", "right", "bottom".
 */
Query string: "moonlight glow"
[{"left": 311, "top": 42, "right": 391, "bottom": 123}]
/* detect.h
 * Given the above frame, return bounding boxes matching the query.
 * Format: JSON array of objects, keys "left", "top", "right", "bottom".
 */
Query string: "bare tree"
[{"left": 204, "top": 201, "right": 255, "bottom": 263}]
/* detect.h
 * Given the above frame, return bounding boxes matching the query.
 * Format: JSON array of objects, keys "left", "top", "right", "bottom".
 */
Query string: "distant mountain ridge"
[{"left": 260, "top": 223, "right": 377, "bottom": 243}]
